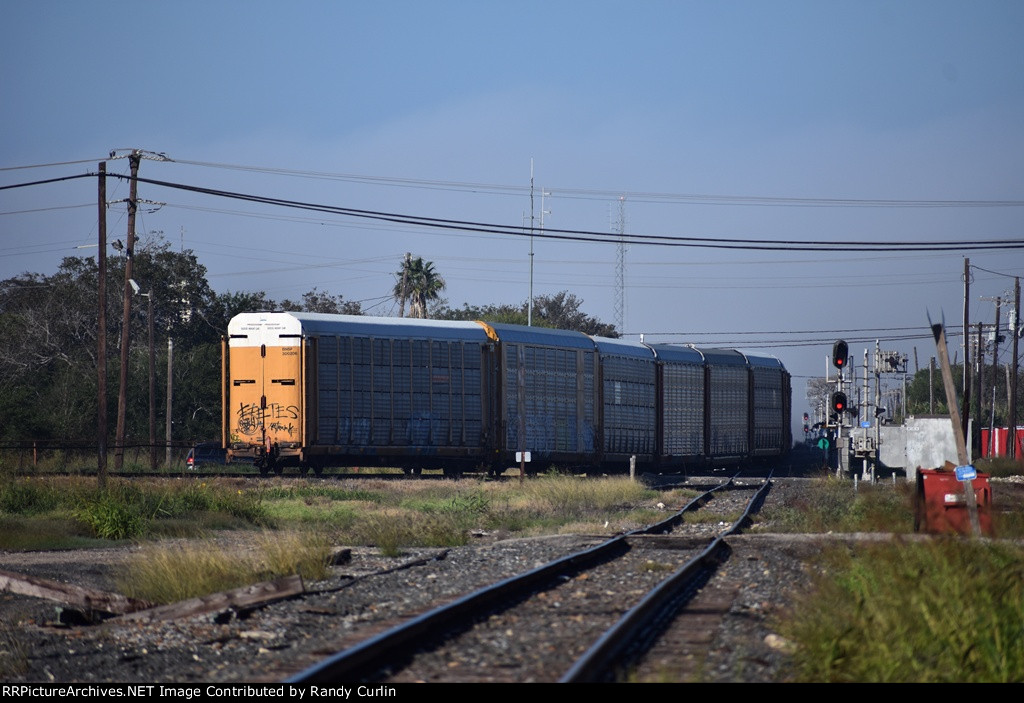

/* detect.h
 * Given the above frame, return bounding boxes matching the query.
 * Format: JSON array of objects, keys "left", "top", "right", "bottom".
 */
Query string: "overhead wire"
[
  {"left": 970, "top": 264, "right": 1022, "bottom": 280},
  {"left": 98, "top": 172, "right": 1024, "bottom": 253},
  {"left": 5, "top": 171, "right": 1024, "bottom": 253},
  {"left": 0, "top": 158, "right": 107, "bottom": 172},
  {"left": 0, "top": 203, "right": 94, "bottom": 217},
  {"left": 171, "top": 157, "right": 1024, "bottom": 208},
  {"left": 643, "top": 331, "right": 959, "bottom": 349}
]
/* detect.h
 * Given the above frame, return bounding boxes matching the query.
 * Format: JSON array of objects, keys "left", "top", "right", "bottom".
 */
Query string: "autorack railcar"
[{"left": 222, "top": 312, "right": 790, "bottom": 474}]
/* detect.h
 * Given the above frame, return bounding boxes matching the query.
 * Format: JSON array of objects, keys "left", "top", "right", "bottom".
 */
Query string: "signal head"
[
  {"left": 832, "top": 339, "right": 848, "bottom": 369},
  {"left": 831, "top": 391, "right": 848, "bottom": 414}
]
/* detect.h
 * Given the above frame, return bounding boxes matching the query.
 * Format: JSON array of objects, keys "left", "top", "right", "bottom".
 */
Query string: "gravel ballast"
[{"left": 2, "top": 476, "right": 1020, "bottom": 684}]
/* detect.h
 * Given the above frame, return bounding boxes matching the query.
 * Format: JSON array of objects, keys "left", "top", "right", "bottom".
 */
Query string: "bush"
[
  {"left": 0, "top": 479, "right": 64, "bottom": 515},
  {"left": 758, "top": 475, "right": 912, "bottom": 533},
  {"left": 783, "top": 540, "right": 1024, "bottom": 682},
  {"left": 74, "top": 495, "right": 147, "bottom": 540}
]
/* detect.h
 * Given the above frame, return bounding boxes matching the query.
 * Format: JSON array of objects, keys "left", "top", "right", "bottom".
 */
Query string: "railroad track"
[{"left": 286, "top": 476, "right": 771, "bottom": 683}]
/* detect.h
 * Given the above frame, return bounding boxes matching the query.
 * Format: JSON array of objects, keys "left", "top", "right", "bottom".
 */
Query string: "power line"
[
  {"left": 970, "top": 264, "right": 1021, "bottom": 279},
  {"left": 642, "top": 331, "right": 954, "bottom": 348},
  {"left": 638, "top": 325, "right": 934, "bottom": 336},
  {"left": 0, "top": 158, "right": 106, "bottom": 172},
  {"left": 6, "top": 171, "right": 1024, "bottom": 252},
  {"left": 0, "top": 173, "right": 95, "bottom": 191},
  {"left": 0, "top": 203, "right": 93, "bottom": 217},
  {"left": 101, "top": 172, "right": 1024, "bottom": 253},
  {"left": 172, "top": 157, "right": 1024, "bottom": 209}
]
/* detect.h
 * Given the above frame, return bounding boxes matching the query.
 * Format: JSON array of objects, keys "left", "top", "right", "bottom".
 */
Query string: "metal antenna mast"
[
  {"left": 528, "top": 158, "right": 535, "bottom": 326},
  {"left": 613, "top": 196, "right": 627, "bottom": 334}
]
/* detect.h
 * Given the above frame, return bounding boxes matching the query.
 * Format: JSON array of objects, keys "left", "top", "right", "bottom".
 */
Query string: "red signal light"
[
  {"left": 832, "top": 340, "right": 848, "bottom": 369},
  {"left": 831, "top": 391, "right": 848, "bottom": 414}
]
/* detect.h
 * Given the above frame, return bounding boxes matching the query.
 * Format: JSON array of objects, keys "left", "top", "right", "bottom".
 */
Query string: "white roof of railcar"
[{"left": 227, "top": 312, "right": 489, "bottom": 346}]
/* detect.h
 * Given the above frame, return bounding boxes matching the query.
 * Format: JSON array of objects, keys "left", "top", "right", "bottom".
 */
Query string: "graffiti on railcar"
[
  {"left": 269, "top": 421, "right": 296, "bottom": 437},
  {"left": 236, "top": 402, "right": 300, "bottom": 436}
]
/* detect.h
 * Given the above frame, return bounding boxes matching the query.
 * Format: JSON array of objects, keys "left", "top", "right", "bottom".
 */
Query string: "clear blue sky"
[{"left": 3, "top": 1, "right": 1023, "bottom": 423}]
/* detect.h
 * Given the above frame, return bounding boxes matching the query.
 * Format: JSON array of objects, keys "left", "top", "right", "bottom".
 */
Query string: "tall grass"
[
  {"left": 291, "top": 475, "right": 662, "bottom": 555},
  {"left": 519, "top": 473, "right": 657, "bottom": 518},
  {"left": 117, "top": 531, "right": 334, "bottom": 603},
  {"left": 1, "top": 474, "right": 662, "bottom": 552},
  {"left": 757, "top": 475, "right": 913, "bottom": 533},
  {"left": 782, "top": 540, "right": 1024, "bottom": 682},
  {"left": 0, "top": 477, "right": 269, "bottom": 547},
  {"left": 975, "top": 456, "right": 1024, "bottom": 478},
  {"left": 0, "top": 622, "right": 28, "bottom": 678}
]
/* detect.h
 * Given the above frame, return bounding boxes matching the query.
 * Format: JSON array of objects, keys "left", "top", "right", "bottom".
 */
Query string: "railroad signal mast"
[{"left": 831, "top": 339, "right": 850, "bottom": 476}]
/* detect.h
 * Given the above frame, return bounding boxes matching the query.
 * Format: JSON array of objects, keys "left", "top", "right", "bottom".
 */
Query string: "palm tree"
[{"left": 393, "top": 255, "right": 445, "bottom": 318}]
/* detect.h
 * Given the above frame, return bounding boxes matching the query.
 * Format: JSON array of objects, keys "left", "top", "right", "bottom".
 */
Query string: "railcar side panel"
[
  {"left": 661, "top": 361, "right": 705, "bottom": 458},
  {"left": 703, "top": 350, "right": 750, "bottom": 459},
  {"left": 599, "top": 354, "right": 656, "bottom": 458},
  {"left": 312, "top": 334, "right": 485, "bottom": 451},
  {"left": 750, "top": 364, "right": 786, "bottom": 455},
  {"left": 592, "top": 337, "right": 656, "bottom": 462},
  {"left": 649, "top": 344, "right": 706, "bottom": 463},
  {"left": 501, "top": 343, "right": 597, "bottom": 459},
  {"left": 480, "top": 323, "right": 598, "bottom": 466}
]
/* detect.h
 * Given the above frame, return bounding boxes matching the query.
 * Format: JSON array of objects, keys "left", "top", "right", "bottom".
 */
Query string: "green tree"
[
  {"left": 280, "top": 287, "right": 362, "bottom": 315},
  {"left": 0, "top": 232, "right": 371, "bottom": 445},
  {"left": 204, "top": 290, "right": 276, "bottom": 336},
  {"left": 434, "top": 301, "right": 531, "bottom": 326},
  {"left": 532, "top": 291, "right": 618, "bottom": 337},
  {"left": 0, "top": 260, "right": 105, "bottom": 440},
  {"left": 905, "top": 365, "right": 960, "bottom": 416},
  {"left": 804, "top": 377, "right": 835, "bottom": 420},
  {"left": 434, "top": 291, "right": 619, "bottom": 337},
  {"left": 393, "top": 256, "right": 445, "bottom": 319}
]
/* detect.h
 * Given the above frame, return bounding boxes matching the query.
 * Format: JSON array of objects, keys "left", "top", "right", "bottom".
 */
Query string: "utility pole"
[
  {"left": 987, "top": 297, "right": 1002, "bottom": 457},
  {"left": 613, "top": 196, "right": 626, "bottom": 335},
  {"left": 1010, "top": 278, "right": 1020, "bottom": 459},
  {"left": 975, "top": 322, "right": 984, "bottom": 458},
  {"left": 528, "top": 159, "right": 535, "bottom": 327},
  {"left": 929, "top": 357, "right": 935, "bottom": 414},
  {"left": 931, "top": 319, "right": 982, "bottom": 536},
  {"left": 97, "top": 161, "right": 108, "bottom": 488},
  {"left": 398, "top": 252, "right": 411, "bottom": 318},
  {"left": 873, "top": 340, "right": 881, "bottom": 482},
  {"left": 146, "top": 291, "right": 156, "bottom": 471},
  {"left": 166, "top": 337, "right": 173, "bottom": 468},
  {"left": 962, "top": 258, "right": 971, "bottom": 442},
  {"left": 114, "top": 151, "right": 140, "bottom": 472}
]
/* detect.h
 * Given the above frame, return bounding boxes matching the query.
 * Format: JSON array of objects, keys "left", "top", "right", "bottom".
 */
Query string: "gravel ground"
[{"left": 1, "top": 476, "right": 1020, "bottom": 684}]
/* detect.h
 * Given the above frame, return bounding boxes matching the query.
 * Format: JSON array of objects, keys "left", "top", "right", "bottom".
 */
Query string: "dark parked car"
[{"left": 186, "top": 441, "right": 226, "bottom": 469}]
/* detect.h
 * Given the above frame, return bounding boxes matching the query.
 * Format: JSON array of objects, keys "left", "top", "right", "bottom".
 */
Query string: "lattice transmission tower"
[{"left": 613, "top": 196, "right": 627, "bottom": 334}]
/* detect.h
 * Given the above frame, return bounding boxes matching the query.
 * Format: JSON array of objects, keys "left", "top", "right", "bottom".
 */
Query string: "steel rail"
[
  {"left": 284, "top": 477, "right": 737, "bottom": 683},
  {"left": 560, "top": 475, "right": 773, "bottom": 683}
]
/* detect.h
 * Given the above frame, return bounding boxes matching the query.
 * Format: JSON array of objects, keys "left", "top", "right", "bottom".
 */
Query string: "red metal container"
[
  {"left": 914, "top": 468, "right": 992, "bottom": 536},
  {"left": 979, "top": 427, "right": 1024, "bottom": 458}
]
